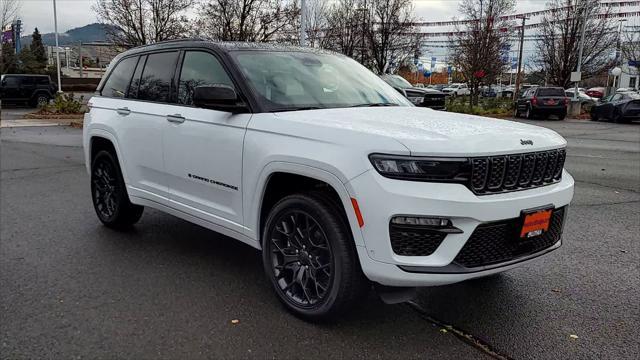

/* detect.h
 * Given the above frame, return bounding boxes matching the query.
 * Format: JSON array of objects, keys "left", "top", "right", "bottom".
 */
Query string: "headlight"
[{"left": 369, "top": 154, "right": 471, "bottom": 182}]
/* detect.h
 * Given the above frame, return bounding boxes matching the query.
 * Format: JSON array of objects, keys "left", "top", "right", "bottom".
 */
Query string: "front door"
[{"left": 163, "top": 50, "right": 249, "bottom": 229}]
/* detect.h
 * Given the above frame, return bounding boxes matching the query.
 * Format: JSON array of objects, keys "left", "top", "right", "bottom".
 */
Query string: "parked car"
[
  {"left": 585, "top": 87, "right": 605, "bottom": 98},
  {"left": 84, "top": 40, "right": 574, "bottom": 320},
  {"left": 380, "top": 74, "right": 446, "bottom": 110},
  {"left": 480, "top": 87, "right": 497, "bottom": 97},
  {"left": 590, "top": 92, "right": 640, "bottom": 123},
  {"left": 514, "top": 87, "right": 569, "bottom": 120},
  {"left": 0, "top": 74, "right": 57, "bottom": 107},
  {"left": 441, "top": 83, "right": 470, "bottom": 96},
  {"left": 564, "top": 89, "right": 597, "bottom": 106}
]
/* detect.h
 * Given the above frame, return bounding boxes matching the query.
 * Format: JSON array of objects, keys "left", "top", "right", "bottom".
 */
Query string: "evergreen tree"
[
  {"left": 18, "top": 47, "right": 41, "bottom": 74},
  {"left": 1, "top": 43, "right": 19, "bottom": 73},
  {"left": 30, "top": 28, "right": 48, "bottom": 72}
]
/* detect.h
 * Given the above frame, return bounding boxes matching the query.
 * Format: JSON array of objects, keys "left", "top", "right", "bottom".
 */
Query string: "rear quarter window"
[{"left": 101, "top": 56, "right": 138, "bottom": 98}]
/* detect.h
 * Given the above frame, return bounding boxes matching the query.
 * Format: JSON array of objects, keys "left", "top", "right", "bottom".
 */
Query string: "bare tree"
[
  {"left": 1, "top": 0, "right": 19, "bottom": 29},
  {"left": 366, "top": 0, "right": 414, "bottom": 74},
  {"left": 534, "top": 0, "right": 616, "bottom": 88},
  {"left": 93, "top": 0, "right": 195, "bottom": 47},
  {"left": 196, "top": 0, "right": 299, "bottom": 42},
  {"left": 304, "top": 0, "right": 329, "bottom": 47},
  {"left": 322, "top": 0, "right": 361, "bottom": 57},
  {"left": 450, "top": 0, "right": 514, "bottom": 106}
]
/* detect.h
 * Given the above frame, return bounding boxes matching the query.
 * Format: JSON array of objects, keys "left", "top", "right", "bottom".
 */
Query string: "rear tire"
[
  {"left": 91, "top": 150, "right": 143, "bottom": 229},
  {"left": 557, "top": 112, "right": 566, "bottom": 121},
  {"left": 590, "top": 112, "right": 599, "bottom": 121},
  {"left": 262, "top": 193, "right": 368, "bottom": 321},
  {"left": 31, "top": 94, "right": 49, "bottom": 108}
]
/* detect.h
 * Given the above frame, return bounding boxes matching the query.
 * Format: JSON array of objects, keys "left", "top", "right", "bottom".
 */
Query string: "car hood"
[
  {"left": 272, "top": 107, "right": 566, "bottom": 156},
  {"left": 403, "top": 87, "right": 443, "bottom": 95}
]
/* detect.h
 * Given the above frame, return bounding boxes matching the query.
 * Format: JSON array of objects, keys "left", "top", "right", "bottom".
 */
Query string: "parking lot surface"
[{"left": 1, "top": 119, "right": 638, "bottom": 359}]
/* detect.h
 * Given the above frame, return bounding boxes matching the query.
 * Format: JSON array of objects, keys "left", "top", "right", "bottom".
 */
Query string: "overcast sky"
[{"left": 16, "top": 0, "right": 546, "bottom": 35}]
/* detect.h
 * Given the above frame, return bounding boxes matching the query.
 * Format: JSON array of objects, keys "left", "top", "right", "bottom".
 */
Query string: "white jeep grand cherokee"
[{"left": 83, "top": 41, "right": 574, "bottom": 320}]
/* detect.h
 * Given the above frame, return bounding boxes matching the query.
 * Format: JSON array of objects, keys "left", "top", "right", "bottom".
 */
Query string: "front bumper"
[{"left": 346, "top": 169, "right": 574, "bottom": 287}]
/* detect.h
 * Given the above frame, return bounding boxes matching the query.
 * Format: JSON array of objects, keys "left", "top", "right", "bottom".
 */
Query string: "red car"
[{"left": 586, "top": 87, "right": 605, "bottom": 98}]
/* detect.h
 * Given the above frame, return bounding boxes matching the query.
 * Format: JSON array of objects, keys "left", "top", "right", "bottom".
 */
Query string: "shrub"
[{"left": 52, "top": 93, "right": 84, "bottom": 114}]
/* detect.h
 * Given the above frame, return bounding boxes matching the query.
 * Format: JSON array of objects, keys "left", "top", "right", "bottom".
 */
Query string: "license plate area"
[{"left": 519, "top": 206, "right": 554, "bottom": 238}]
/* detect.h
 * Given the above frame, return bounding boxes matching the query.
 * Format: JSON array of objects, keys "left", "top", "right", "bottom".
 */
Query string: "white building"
[{"left": 618, "top": 61, "right": 639, "bottom": 90}]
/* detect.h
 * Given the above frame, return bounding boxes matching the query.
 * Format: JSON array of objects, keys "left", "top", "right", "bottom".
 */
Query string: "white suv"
[
  {"left": 442, "top": 83, "right": 470, "bottom": 96},
  {"left": 83, "top": 41, "right": 574, "bottom": 320}
]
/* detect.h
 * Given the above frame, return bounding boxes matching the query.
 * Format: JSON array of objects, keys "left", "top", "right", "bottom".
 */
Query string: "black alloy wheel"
[
  {"left": 92, "top": 158, "right": 119, "bottom": 220},
  {"left": 91, "top": 150, "right": 143, "bottom": 229},
  {"left": 268, "top": 209, "right": 333, "bottom": 308},
  {"left": 262, "top": 193, "right": 368, "bottom": 320}
]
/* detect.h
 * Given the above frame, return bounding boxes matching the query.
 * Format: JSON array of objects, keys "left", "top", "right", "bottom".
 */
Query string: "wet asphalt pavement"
[{"left": 1, "top": 119, "right": 639, "bottom": 359}]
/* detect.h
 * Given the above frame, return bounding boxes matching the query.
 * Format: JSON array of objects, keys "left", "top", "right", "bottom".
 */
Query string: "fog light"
[{"left": 391, "top": 216, "right": 452, "bottom": 227}]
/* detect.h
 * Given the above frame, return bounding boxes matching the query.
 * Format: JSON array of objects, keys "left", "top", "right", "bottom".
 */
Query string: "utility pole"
[
  {"left": 573, "top": 0, "right": 588, "bottom": 101},
  {"left": 513, "top": 16, "right": 527, "bottom": 101},
  {"left": 53, "top": 0, "right": 62, "bottom": 93},
  {"left": 299, "top": 0, "right": 307, "bottom": 46}
]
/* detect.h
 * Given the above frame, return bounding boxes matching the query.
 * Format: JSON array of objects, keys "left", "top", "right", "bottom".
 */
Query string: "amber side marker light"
[{"left": 351, "top": 198, "right": 364, "bottom": 228}]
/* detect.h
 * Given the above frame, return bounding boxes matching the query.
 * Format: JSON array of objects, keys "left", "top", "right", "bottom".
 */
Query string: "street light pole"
[
  {"left": 573, "top": 0, "right": 588, "bottom": 101},
  {"left": 513, "top": 16, "right": 527, "bottom": 101},
  {"left": 299, "top": 0, "right": 307, "bottom": 46},
  {"left": 53, "top": 0, "right": 62, "bottom": 93}
]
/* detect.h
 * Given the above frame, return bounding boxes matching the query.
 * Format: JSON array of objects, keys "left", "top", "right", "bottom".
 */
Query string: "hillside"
[{"left": 21, "top": 23, "right": 114, "bottom": 47}]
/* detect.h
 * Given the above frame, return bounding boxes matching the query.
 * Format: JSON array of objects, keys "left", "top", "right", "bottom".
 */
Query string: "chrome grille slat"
[{"left": 470, "top": 149, "right": 565, "bottom": 195}]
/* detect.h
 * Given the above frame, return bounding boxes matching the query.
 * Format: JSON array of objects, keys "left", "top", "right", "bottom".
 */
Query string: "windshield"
[
  {"left": 381, "top": 75, "right": 412, "bottom": 89},
  {"left": 231, "top": 51, "right": 411, "bottom": 111}
]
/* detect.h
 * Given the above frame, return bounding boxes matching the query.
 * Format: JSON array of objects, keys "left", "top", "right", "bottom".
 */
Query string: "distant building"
[{"left": 618, "top": 61, "right": 639, "bottom": 90}]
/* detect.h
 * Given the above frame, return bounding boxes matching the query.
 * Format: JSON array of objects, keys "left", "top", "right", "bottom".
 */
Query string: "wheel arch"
[
  {"left": 87, "top": 130, "right": 130, "bottom": 184},
  {"left": 250, "top": 163, "right": 365, "bottom": 249}
]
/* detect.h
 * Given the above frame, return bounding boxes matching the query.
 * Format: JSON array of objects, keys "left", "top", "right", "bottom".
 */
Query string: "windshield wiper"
[
  {"left": 349, "top": 102, "right": 399, "bottom": 107},
  {"left": 271, "top": 106, "right": 322, "bottom": 112}
]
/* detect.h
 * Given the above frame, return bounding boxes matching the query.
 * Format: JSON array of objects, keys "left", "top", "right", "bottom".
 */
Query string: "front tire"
[
  {"left": 525, "top": 106, "right": 535, "bottom": 119},
  {"left": 91, "top": 150, "right": 143, "bottom": 229},
  {"left": 262, "top": 193, "right": 368, "bottom": 321}
]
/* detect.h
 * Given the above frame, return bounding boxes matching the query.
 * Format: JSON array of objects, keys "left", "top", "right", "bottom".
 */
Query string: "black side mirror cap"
[{"left": 193, "top": 84, "right": 248, "bottom": 113}]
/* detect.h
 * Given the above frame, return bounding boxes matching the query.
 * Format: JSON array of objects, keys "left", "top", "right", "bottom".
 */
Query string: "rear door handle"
[
  {"left": 116, "top": 107, "right": 131, "bottom": 115},
  {"left": 166, "top": 114, "right": 185, "bottom": 123}
]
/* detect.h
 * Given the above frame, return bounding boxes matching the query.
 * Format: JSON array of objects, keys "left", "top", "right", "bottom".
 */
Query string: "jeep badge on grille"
[{"left": 520, "top": 139, "right": 534, "bottom": 145}]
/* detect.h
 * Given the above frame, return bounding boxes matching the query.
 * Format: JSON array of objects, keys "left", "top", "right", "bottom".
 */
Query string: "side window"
[
  {"left": 3, "top": 76, "right": 19, "bottom": 86},
  {"left": 102, "top": 56, "right": 138, "bottom": 98},
  {"left": 36, "top": 77, "right": 49, "bottom": 85},
  {"left": 137, "top": 51, "right": 179, "bottom": 103},
  {"left": 177, "top": 51, "right": 234, "bottom": 105}
]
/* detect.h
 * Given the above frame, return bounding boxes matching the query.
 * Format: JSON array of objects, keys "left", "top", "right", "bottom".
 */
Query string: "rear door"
[
  {"left": 92, "top": 53, "right": 172, "bottom": 201},
  {"left": 162, "top": 49, "right": 250, "bottom": 229},
  {"left": 20, "top": 77, "right": 36, "bottom": 101},
  {"left": 120, "top": 51, "right": 181, "bottom": 201}
]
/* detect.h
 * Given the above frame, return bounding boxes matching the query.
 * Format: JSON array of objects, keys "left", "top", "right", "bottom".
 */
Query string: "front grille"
[
  {"left": 470, "top": 148, "right": 565, "bottom": 195},
  {"left": 453, "top": 207, "right": 565, "bottom": 268},
  {"left": 389, "top": 224, "right": 446, "bottom": 256}
]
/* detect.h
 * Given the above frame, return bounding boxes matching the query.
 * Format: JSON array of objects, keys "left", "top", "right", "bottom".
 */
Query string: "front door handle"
[
  {"left": 116, "top": 107, "right": 131, "bottom": 116},
  {"left": 166, "top": 114, "right": 185, "bottom": 124}
]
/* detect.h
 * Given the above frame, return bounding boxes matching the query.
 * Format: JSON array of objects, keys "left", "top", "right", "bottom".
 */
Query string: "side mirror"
[{"left": 193, "top": 84, "right": 247, "bottom": 113}]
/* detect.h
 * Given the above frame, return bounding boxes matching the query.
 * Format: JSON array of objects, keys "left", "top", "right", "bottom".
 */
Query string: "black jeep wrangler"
[{"left": 0, "top": 74, "right": 57, "bottom": 107}]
